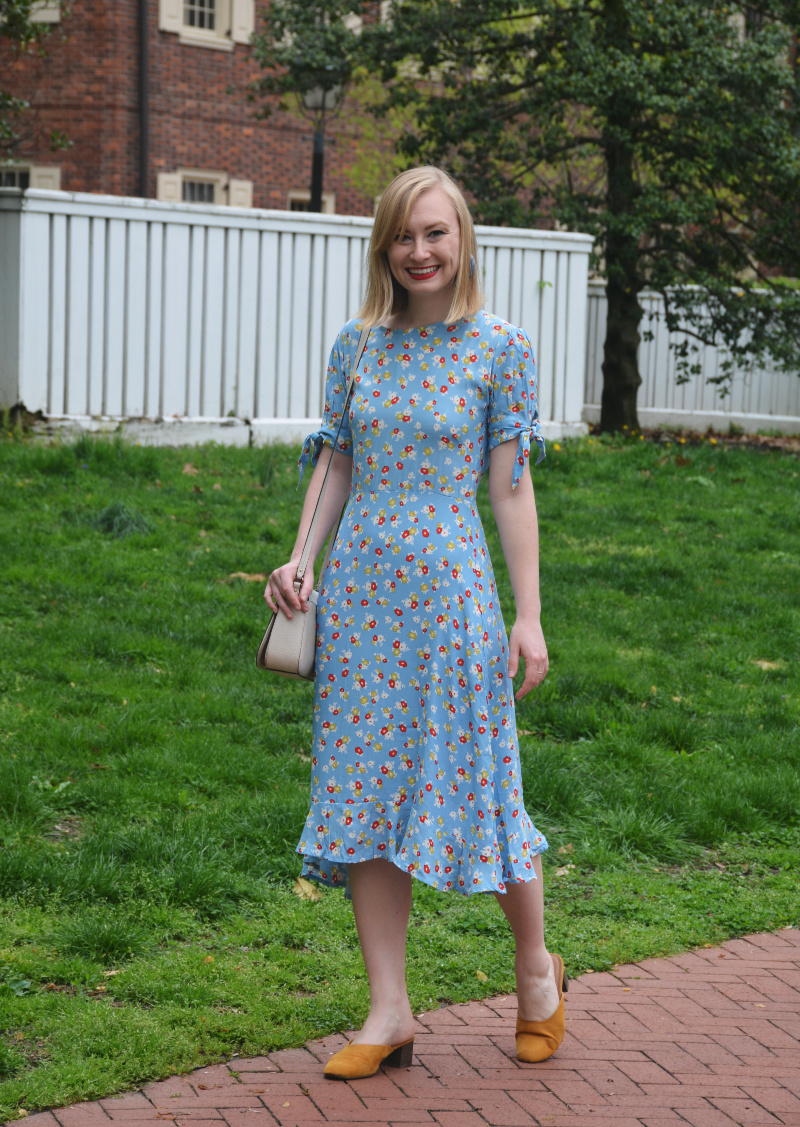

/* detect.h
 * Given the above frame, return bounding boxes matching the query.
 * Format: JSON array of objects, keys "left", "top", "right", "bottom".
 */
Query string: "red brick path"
[{"left": 17, "top": 929, "right": 800, "bottom": 1127}]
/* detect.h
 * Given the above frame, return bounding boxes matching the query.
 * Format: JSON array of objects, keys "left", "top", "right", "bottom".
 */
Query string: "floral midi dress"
[{"left": 295, "top": 310, "right": 548, "bottom": 898}]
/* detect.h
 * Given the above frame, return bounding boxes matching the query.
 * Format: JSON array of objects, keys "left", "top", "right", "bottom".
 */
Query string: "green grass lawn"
[{"left": 0, "top": 429, "right": 798, "bottom": 1121}]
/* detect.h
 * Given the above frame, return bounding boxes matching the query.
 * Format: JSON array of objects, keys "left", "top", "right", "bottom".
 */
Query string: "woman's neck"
[{"left": 385, "top": 293, "right": 453, "bottom": 330}]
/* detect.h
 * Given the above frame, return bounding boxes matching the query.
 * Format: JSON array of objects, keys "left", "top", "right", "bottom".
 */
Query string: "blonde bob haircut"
[{"left": 358, "top": 166, "right": 483, "bottom": 327}]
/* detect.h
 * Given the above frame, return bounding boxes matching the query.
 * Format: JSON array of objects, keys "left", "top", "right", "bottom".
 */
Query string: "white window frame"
[
  {"left": 0, "top": 163, "right": 61, "bottom": 190},
  {"left": 156, "top": 168, "right": 253, "bottom": 209},
  {"left": 30, "top": 1, "right": 61, "bottom": 22},
  {"left": 287, "top": 189, "right": 336, "bottom": 215},
  {"left": 158, "top": 0, "right": 254, "bottom": 50}
]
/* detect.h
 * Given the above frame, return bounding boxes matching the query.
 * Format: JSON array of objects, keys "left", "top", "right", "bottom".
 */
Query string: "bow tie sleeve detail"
[
  {"left": 297, "top": 330, "right": 356, "bottom": 487},
  {"left": 488, "top": 329, "right": 546, "bottom": 488}
]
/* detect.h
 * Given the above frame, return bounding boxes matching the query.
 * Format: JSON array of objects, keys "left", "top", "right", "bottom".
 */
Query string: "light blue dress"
[{"left": 296, "top": 310, "right": 548, "bottom": 897}]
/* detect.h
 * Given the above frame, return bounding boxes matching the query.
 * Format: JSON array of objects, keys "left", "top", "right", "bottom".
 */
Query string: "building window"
[
  {"left": 157, "top": 168, "right": 253, "bottom": 208},
  {"left": 158, "top": 0, "right": 254, "bottom": 49},
  {"left": 184, "top": 0, "right": 216, "bottom": 31},
  {"left": 182, "top": 178, "right": 217, "bottom": 204},
  {"left": 1, "top": 169, "right": 30, "bottom": 189},
  {"left": 0, "top": 164, "right": 61, "bottom": 190},
  {"left": 287, "top": 189, "right": 336, "bottom": 215}
]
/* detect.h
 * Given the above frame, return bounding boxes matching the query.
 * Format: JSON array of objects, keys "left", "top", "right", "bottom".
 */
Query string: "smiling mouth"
[{"left": 406, "top": 266, "right": 440, "bottom": 279}]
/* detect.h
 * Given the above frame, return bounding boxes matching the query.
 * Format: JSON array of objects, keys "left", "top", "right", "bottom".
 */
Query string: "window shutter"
[
  {"left": 30, "top": 166, "right": 61, "bottom": 190},
  {"left": 231, "top": 0, "right": 254, "bottom": 43},
  {"left": 30, "top": 2, "right": 61, "bottom": 23},
  {"left": 157, "top": 172, "right": 182, "bottom": 202},
  {"left": 159, "top": 0, "right": 183, "bottom": 34},
  {"left": 229, "top": 179, "right": 253, "bottom": 208}
]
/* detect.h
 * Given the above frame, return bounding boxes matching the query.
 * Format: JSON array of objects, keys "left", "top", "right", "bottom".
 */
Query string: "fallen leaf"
[
  {"left": 292, "top": 877, "right": 322, "bottom": 901},
  {"left": 650, "top": 685, "right": 657, "bottom": 694},
  {"left": 226, "top": 572, "right": 268, "bottom": 583},
  {"left": 192, "top": 484, "right": 204, "bottom": 494},
  {"left": 555, "top": 864, "right": 576, "bottom": 877},
  {"left": 755, "top": 1003, "right": 766, "bottom": 1008},
  {"left": 476, "top": 969, "right": 488, "bottom": 982},
  {"left": 672, "top": 695, "right": 682, "bottom": 702},
  {"left": 203, "top": 956, "right": 214, "bottom": 964},
  {"left": 182, "top": 463, "right": 199, "bottom": 476},
  {"left": 104, "top": 969, "right": 123, "bottom": 977},
  {"left": 94, "top": 984, "right": 107, "bottom": 992},
  {"left": 14, "top": 1033, "right": 24, "bottom": 1040},
  {"left": 199, "top": 529, "right": 207, "bottom": 538},
  {"left": 557, "top": 843, "right": 574, "bottom": 855},
  {"left": 212, "top": 482, "right": 222, "bottom": 491},
  {"left": 16, "top": 1112, "right": 27, "bottom": 1119},
  {"left": 622, "top": 987, "right": 630, "bottom": 992},
  {"left": 753, "top": 659, "right": 781, "bottom": 670},
  {"left": 282, "top": 1102, "right": 290, "bottom": 1108}
]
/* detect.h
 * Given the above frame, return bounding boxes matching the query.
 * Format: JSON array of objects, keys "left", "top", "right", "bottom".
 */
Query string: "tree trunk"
[
  {"left": 599, "top": 0, "right": 644, "bottom": 433},
  {"left": 600, "top": 279, "right": 643, "bottom": 432}
]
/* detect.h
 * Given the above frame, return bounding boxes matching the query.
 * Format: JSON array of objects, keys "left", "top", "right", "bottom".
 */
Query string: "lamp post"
[{"left": 301, "top": 82, "right": 342, "bottom": 212}]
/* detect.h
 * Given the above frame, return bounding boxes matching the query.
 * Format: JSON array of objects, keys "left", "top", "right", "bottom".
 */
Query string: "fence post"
[{"left": 0, "top": 190, "right": 23, "bottom": 410}]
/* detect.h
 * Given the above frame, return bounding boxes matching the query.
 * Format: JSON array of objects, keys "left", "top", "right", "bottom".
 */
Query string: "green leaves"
[{"left": 292, "top": 0, "right": 800, "bottom": 427}]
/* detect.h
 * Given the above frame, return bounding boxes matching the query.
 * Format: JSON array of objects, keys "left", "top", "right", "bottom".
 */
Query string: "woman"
[{"left": 265, "top": 166, "right": 566, "bottom": 1080}]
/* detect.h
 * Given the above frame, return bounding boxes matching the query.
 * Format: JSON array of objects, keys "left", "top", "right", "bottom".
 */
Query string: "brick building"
[{"left": 0, "top": 0, "right": 375, "bottom": 215}]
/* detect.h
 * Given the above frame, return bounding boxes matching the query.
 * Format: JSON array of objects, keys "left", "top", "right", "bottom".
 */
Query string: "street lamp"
[{"left": 301, "top": 80, "right": 343, "bottom": 212}]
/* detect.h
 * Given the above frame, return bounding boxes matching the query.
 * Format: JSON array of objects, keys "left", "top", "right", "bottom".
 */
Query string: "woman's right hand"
[{"left": 264, "top": 561, "right": 314, "bottom": 619}]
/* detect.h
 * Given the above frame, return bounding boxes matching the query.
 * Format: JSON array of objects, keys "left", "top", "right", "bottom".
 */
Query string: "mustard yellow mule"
[
  {"left": 323, "top": 1036, "right": 414, "bottom": 1080},
  {"left": 515, "top": 953, "right": 569, "bottom": 1063}
]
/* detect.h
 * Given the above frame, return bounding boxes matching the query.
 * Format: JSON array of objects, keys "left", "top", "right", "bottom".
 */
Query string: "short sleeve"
[
  {"left": 298, "top": 326, "right": 357, "bottom": 486},
  {"left": 487, "top": 328, "right": 545, "bottom": 488}
]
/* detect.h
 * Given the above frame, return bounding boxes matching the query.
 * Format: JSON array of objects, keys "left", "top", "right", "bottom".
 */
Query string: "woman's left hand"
[{"left": 508, "top": 617, "right": 549, "bottom": 700}]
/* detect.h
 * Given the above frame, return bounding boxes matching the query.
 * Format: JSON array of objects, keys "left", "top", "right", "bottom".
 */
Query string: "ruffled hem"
[
  {"left": 297, "top": 426, "right": 353, "bottom": 487},
  {"left": 296, "top": 797, "right": 548, "bottom": 900}
]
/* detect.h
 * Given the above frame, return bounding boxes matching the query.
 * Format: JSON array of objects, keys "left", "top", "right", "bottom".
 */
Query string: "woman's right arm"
[{"left": 264, "top": 445, "right": 353, "bottom": 619}]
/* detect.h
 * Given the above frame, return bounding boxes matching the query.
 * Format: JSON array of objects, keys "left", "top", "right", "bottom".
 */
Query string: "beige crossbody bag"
[{"left": 256, "top": 326, "right": 371, "bottom": 680}]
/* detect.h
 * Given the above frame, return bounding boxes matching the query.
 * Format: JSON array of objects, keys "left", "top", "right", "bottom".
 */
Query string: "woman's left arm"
[{"left": 488, "top": 440, "right": 548, "bottom": 701}]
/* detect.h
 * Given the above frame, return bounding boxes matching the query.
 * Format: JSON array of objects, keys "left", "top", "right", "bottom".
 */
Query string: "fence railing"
[
  {"left": 584, "top": 283, "right": 800, "bottom": 432},
  {"left": 0, "top": 189, "right": 592, "bottom": 442}
]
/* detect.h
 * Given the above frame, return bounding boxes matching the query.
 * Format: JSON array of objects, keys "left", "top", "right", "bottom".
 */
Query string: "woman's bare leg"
[
  {"left": 494, "top": 855, "right": 560, "bottom": 1021},
  {"left": 348, "top": 858, "right": 417, "bottom": 1046}
]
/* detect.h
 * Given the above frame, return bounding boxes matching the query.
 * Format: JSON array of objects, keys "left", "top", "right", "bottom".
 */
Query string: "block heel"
[{"left": 385, "top": 1038, "right": 414, "bottom": 1068}]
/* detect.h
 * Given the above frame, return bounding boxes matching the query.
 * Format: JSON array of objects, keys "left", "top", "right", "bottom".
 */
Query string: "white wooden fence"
[
  {"left": 0, "top": 189, "right": 592, "bottom": 445},
  {"left": 585, "top": 283, "right": 800, "bottom": 433},
  {"left": 3, "top": 191, "right": 798, "bottom": 441}
]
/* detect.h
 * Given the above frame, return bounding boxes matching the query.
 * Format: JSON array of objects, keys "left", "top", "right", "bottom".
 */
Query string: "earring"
[{"left": 469, "top": 255, "right": 476, "bottom": 278}]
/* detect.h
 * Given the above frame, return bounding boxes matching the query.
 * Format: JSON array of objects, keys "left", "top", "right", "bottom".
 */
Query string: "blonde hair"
[{"left": 357, "top": 166, "right": 483, "bottom": 327}]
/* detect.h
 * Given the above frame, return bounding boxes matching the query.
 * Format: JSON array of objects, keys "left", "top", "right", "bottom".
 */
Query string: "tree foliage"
[
  {"left": 364, "top": 0, "right": 800, "bottom": 429},
  {"left": 251, "top": 1, "right": 800, "bottom": 429},
  {"left": 249, "top": 0, "right": 366, "bottom": 115}
]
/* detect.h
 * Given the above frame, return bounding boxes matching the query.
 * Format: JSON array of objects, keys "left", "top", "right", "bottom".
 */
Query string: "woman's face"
[{"left": 387, "top": 187, "right": 462, "bottom": 312}]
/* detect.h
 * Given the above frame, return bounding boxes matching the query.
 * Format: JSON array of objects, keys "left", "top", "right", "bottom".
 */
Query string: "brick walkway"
[{"left": 17, "top": 929, "right": 800, "bottom": 1127}]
